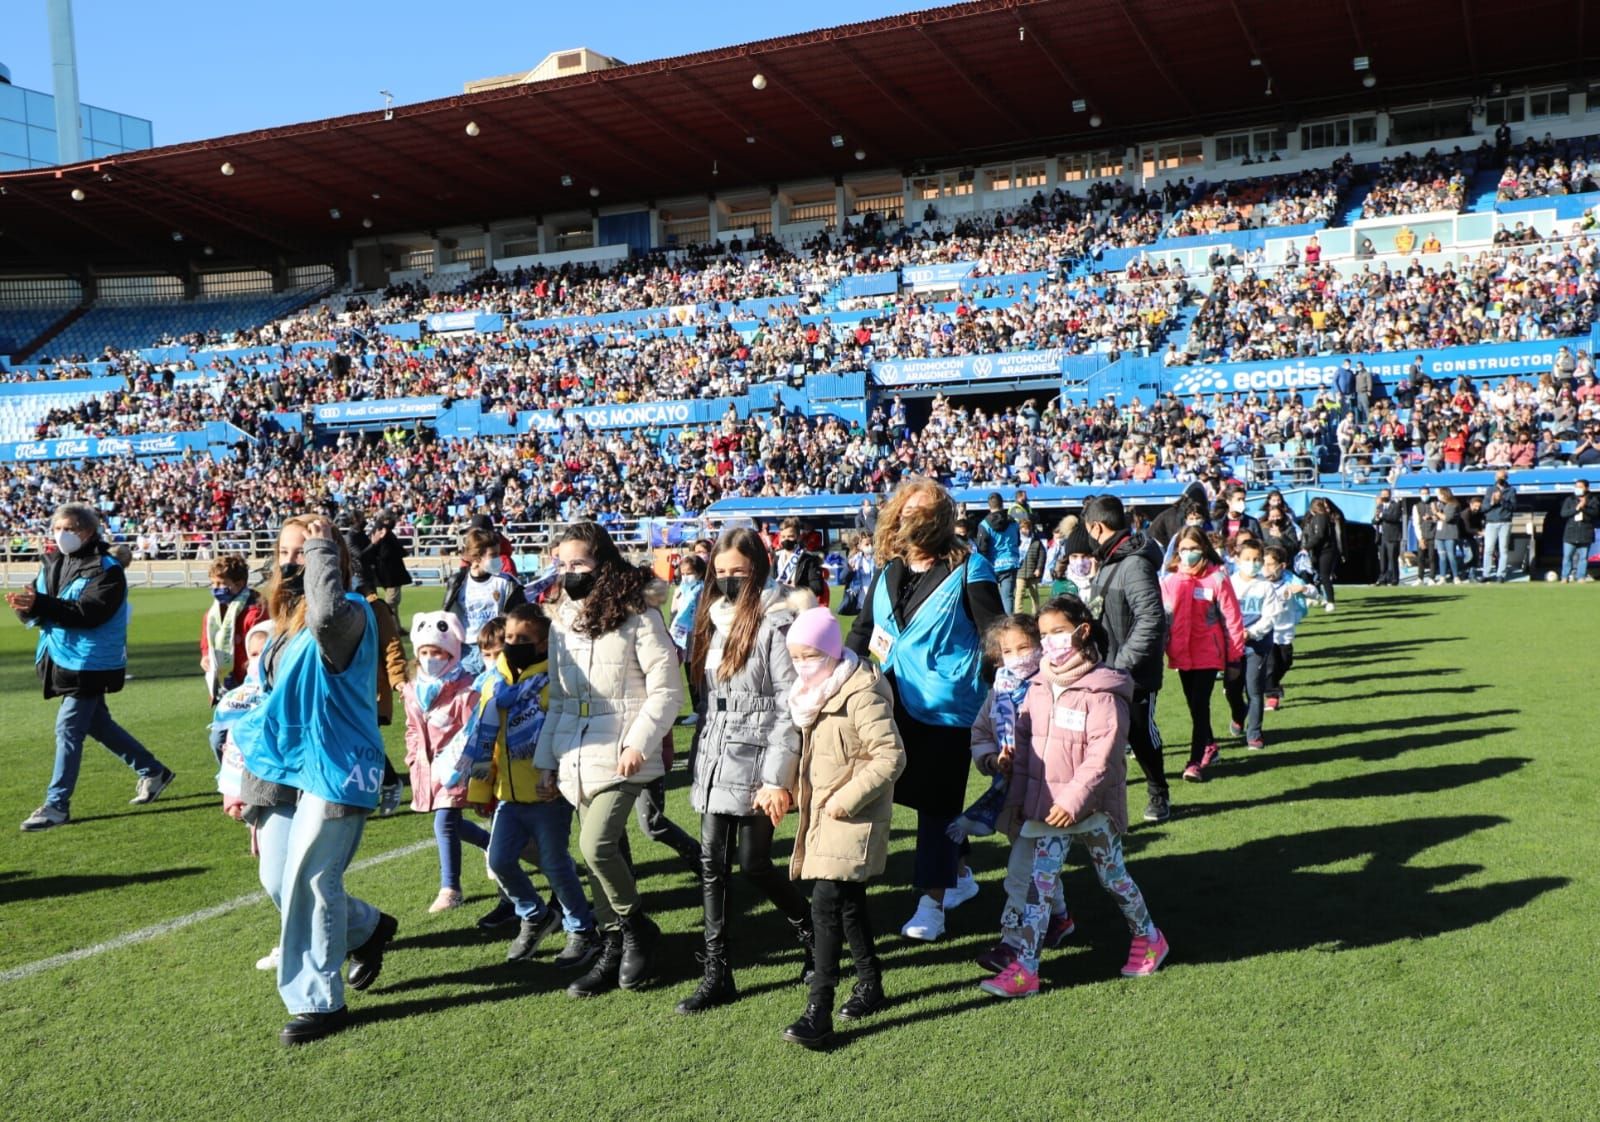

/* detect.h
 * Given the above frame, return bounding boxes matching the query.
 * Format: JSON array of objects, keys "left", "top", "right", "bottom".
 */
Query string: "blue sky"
[{"left": 5, "top": 0, "right": 930, "bottom": 146}]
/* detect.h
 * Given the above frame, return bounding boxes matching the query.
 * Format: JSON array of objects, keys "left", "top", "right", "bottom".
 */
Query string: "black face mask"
[
  {"left": 780, "top": 538, "right": 797, "bottom": 551},
  {"left": 715, "top": 575, "right": 746, "bottom": 602},
  {"left": 502, "top": 643, "right": 543, "bottom": 674},
  {"left": 469, "top": 569, "right": 491, "bottom": 582},
  {"left": 563, "top": 571, "right": 596, "bottom": 600},
  {"left": 278, "top": 562, "right": 305, "bottom": 596}
]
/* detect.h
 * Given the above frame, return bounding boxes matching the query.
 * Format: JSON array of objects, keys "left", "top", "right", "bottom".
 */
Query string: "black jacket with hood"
[{"left": 1088, "top": 530, "right": 1167, "bottom": 694}]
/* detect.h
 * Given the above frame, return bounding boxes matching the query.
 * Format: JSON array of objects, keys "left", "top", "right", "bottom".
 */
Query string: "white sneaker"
[
  {"left": 1323, "top": 602, "right": 1336, "bottom": 613},
  {"left": 255, "top": 946, "right": 281, "bottom": 971},
  {"left": 944, "top": 869, "right": 979, "bottom": 910},
  {"left": 901, "top": 896, "right": 946, "bottom": 941}
]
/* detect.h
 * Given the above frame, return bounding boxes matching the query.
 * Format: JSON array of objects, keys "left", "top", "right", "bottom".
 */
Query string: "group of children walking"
[{"left": 208, "top": 519, "right": 1187, "bottom": 1051}]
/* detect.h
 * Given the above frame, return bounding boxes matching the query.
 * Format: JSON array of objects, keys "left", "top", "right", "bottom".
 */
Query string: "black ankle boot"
[
  {"left": 675, "top": 952, "right": 737, "bottom": 1014},
  {"left": 838, "top": 978, "right": 887, "bottom": 1021},
  {"left": 279, "top": 1006, "right": 349, "bottom": 1046},
  {"left": 781, "top": 1002, "right": 834, "bottom": 1050},
  {"left": 789, "top": 916, "right": 816, "bottom": 984},
  {"left": 566, "top": 929, "right": 623, "bottom": 998},
  {"left": 618, "top": 912, "right": 660, "bottom": 990}
]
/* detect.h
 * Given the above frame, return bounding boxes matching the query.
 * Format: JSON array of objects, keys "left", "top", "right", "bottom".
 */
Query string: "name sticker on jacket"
[
  {"left": 868, "top": 625, "right": 894, "bottom": 661},
  {"left": 1054, "top": 706, "right": 1088, "bottom": 732},
  {"left": 1193, "top": 586, "right": 1214, "bottom": 602}
]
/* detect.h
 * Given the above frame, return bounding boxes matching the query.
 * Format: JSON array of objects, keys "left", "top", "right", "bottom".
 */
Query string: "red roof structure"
[{"left": 2, "top": 0, "right": 1596, "bottom": 273}]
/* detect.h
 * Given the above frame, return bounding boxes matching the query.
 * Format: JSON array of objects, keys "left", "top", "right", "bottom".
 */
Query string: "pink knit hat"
[{"left": 787, "top": 606, "right": 843, "bottom": 661}]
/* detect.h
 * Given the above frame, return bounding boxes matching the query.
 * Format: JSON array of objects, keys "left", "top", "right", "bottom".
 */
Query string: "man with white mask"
[{"left": 9, "top": 503, "right": 173, "bottom": 831}]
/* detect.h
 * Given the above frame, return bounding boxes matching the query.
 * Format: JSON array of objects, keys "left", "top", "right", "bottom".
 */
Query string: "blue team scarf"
[
  {"left": 416, "top": 663, "right": 465, "bottom": 711},
  {"left": 990, "top": 654, "right": 1041, "bottom": 759}
]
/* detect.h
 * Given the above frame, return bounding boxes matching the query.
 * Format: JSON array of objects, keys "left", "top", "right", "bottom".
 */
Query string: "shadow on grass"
[
  {"left": 1174, "top": 757, "right": 1532, "bottom": 823},
  {"left": 1259, "top": 708, "right": 1519, "bottom": 748},
  {"left": 1289, "top": 684, "right": 1486, "bottom": 706},
  {"left": 1311, "top": 667, "right": 1461, "bottom": 688},
  {"left": 1133, "top": 815, "right": 1567, "bottom": 965},
  {"left": 1223, "top": 724, "right": 1518, "bottom": 772},
  {"left": 72, "top": 797, "right": 222, "bottom": 825},
  {"left": 1295, "top": 637, "right": 1464, "bottom": 662},
  {"left": 0, "top": 865, "right": 207, "bottom": 905},
  {"left": 1332, "top": 594, "right": 1464, "bottom": 609}
]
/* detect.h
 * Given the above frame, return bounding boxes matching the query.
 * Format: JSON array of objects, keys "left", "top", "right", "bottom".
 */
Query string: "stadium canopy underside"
[{"left": 2, "top": 0, "right": 1597, "bottom": 273}]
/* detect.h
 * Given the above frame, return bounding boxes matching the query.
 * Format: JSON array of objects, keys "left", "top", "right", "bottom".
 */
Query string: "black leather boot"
[
  {"left": 675, "top": 952, "right": 737, "bottom": 1014},
  {"left": 280, "top": 1007, "right": 349, "bottom": 1046},
  {"left": 618, "top": 912, "right": 660, "bottom": 990},
  {"left": 566, "top": 929, "right": 623, "bottom": 998},
  {"left": 838, "top": 978, "right": 887, "bottom": 1021},
  {"left": 781, "top": 1002, "right": 834, "bottom": 1050}
]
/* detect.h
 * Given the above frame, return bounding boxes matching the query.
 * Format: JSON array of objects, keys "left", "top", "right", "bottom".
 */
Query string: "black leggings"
[
  {"left": 698, "top": 812, "right": 809, "bottom": 955},
  {"left": 1315, "top": 550, "right": 1339, "bottom": 604},
  {"left": 810, "top": 878, "right": 879, "bottom": 1010},
  {"left": 1178, "top": 668, "right": 1218, "bottom": 764}
]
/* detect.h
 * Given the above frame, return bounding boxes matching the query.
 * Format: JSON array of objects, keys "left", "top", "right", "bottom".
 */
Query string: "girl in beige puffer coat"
[
  {"left": 534, "top": 523, "right": 683, "bottom": 999},
  {"left": 777, "top": 607, "right": 904, "bottom": 1051}
]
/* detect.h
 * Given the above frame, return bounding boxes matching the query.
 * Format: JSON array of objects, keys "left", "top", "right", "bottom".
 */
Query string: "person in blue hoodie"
[
  {"left": 11, "top": 503, "right": 174, "bottom": 831},
  {"left": 975, "top": 492, "right": 1023, "bottom": 611}
]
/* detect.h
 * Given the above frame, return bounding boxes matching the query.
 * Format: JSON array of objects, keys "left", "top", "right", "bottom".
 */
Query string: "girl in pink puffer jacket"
[{"left": 978, "top": 594, "right": 1168, "bottom": 999}]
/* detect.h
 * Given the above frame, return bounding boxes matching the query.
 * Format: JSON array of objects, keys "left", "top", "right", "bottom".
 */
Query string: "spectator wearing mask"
[
  {"left": 1082, "top": 495, "right": 1172, "bottom": 823},
  {"left": 1413, "top": 488, "right": 1439, "bottom": 585},
  {"left": 362, "top": 513, "right": 413, "bottom": 613},
  {"left": 975, "top": 492, "right": 1023, "bottom": 610},
  {"left": 1301, "top": 498, "right": 1344, "bottom": 610},
  {"left": 12, "top": 503, "right": 175, "bottom": 831},
  {"left": 1433, "top": 488, "right": 1465, "bottom": 584},
  {"left": 774, "top": 517, "right": 829, "bottom": 604},
  {"left": 1481, "top": 472, "right": 1517, "bottom": 582},
  {"left": 1559, "top": 480, "right": 1598, "bottom": 582}
]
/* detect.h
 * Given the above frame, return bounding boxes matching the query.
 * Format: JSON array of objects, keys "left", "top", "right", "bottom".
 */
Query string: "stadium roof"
[{"left": 3, "top": 0, "right": 1598, "bottom": 274}]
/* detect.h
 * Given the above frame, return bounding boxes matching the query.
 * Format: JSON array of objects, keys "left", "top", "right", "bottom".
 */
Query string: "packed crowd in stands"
[
  {"left": 1494, "top": 132, "right": 1600, "bottom": 201},
  {"left": 1359, "top": 149, "right": 1471, "bottom": 219},
  {"left": 1186, "top": 235, "right": 1600, "bottom": 362},
  {"left": 1163, "top": 158, "right": 1353, "bottom": 237}
]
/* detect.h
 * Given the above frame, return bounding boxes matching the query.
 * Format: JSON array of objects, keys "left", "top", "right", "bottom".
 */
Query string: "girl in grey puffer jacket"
[{"left": 676, "top": 528, "right": 815, "bottom": 1015}]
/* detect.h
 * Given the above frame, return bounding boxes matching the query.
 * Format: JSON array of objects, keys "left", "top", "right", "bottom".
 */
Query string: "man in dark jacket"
[
  {"left": 1374, "top": 489, "right": 1405, "bottom": 586},
  {"left": 1148, "top": 482, "right": 1210, "bottom": 549},
  {"left": 7, "top": 503, "right": 173, "bottom": 831},
  {"left": 1558, "top": 479, "right": 1597, "bottom": 582},
  {"left": 1481, "top": 471, "right": 1517, "bottom": 582},
  {"left": 362, "top": 511, "right": 413, "bottom": 612},
  {"left": 1084, "top": 495, "right": 1171, "bottom": 823}
]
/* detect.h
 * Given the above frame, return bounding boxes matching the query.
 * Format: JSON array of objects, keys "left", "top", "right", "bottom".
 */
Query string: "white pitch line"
[{"left": 0, "top": 837, "right": 433, "bottom": 986}]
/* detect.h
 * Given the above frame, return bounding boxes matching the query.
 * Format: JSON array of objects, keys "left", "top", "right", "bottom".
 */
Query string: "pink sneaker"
[
  {"left": 1121, "top": 927, "right": 1169, "bottom": 977},
  {"left": 1264, "top": 696, "right": 1281, "bottom": 711},
  {"left": 979, "top": 962, "right": 1039, "bottom": 998},
  {"left": 1199, "top": 743, "right": 1221, "bottom": 769},
  {"left": 1043, "top": 911, "right": 1076, "bottom": 948},
  {"left": 975, "top": 939, "right": 1018, "bottom": 973},
  {"left": 1182, "top": 763, "right": 1205, "bottom": 783}
]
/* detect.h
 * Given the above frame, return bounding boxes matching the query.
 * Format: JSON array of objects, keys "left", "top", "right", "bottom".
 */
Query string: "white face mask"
[
  {"left": 418, "top": 654, "right": 452, "bottom": 680},
  {"left": 55, "top": 530, "right": 85, "bottom": 555},
  {"left": 790, "top": 655, "right": 830, "bottom": 682}
]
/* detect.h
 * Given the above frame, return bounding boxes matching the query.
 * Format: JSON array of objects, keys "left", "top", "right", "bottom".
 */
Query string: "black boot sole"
[{"left": 782, "top": 1028, "right": 835, "bottom": 1050}]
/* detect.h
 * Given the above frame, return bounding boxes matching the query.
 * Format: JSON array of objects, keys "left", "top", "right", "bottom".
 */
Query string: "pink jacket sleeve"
[
  {"left": 1216, "top": 573, "right": 1246, "bottom": 663},
  {"left": 1052, "top": 690, "right": 1127, "bottom": 823}
]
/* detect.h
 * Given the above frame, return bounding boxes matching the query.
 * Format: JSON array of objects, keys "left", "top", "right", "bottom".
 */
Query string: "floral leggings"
[{"left": 1001, "top": 814, "right": 1153, "bottom": 973}]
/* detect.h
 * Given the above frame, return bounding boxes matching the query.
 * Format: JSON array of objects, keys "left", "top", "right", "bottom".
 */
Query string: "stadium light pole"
[{"left": 47, "top": 0, "right": 84, "bottom": 165}]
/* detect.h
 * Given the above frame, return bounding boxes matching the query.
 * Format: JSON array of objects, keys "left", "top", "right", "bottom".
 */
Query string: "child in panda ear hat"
[{"left": 402, "top": 612, "right": 489, "bottom": 914}]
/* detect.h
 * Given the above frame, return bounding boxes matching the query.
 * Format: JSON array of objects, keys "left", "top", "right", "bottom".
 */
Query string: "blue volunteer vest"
[
  {"left": 234, "top": 593, "right": 386, "bottom": 810},
  {"left": 34, "top": 553, "right": 128, "bottom": 673},
  {"left": 871, "top": 553, "right": 995, "bottom": 727}
]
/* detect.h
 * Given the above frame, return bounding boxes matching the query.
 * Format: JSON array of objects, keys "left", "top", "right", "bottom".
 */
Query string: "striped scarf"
[{"left": 990, "top": 661, "right": 1038, "bottom": 759}]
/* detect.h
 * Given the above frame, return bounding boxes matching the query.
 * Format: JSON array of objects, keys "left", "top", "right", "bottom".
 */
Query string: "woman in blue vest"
[
  {"left": 844, "top": 479, "right": 1006, "bottom": 943},
  {"left": 232, "top": 515, "right": 398, "bottom": 1046},
  {"left": 11, "top": 503, "right": 174, "bottom": 831}
]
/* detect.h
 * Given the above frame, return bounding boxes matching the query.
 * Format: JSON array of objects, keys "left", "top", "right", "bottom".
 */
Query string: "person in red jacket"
[{"left": 1159, "top": 528, "right": 1244, "bottom": 784}]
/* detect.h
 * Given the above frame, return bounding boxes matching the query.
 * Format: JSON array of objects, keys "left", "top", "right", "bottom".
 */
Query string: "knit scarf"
[
  {"left": 990, "top": 655, "right": 1040, "bottom": 759},
  {"left": 788, "top": 649, "right": 859, "bottom": 730},
  {"left": 1043, "top": 646, "right": 1099, "bottom": 689}
]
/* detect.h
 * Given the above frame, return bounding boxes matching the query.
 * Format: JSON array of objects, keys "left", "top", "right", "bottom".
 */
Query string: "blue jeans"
[
  {"left": 47, "top": 693, "right": 166, "bottom": 813},
  {"left": 1225, "top": 636, "right": 1273, "bottom": 742},
  {"left": 434, "top": 808, "right": 491, "bottom": 891},
  {"left": 257, "top": 796, "right": 380, "bottom": 1015},
  {"left": 1436, "top": 541, "right": 1461, "bottom": 581},
  {"left": 1483, "top": 522, "right": 1511, "bottom": 578},
  {"left": 1561, "top": 540, "right": 1589, "bottom": 580},
  {"left": 994, "top": 570, "right": 1018, "bottom": 616},
  {"left": 489, "top": 800, "right": 594, "bottom": 931}
]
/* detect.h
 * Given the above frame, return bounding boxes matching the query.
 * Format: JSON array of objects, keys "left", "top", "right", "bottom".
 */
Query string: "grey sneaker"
[
  {"left": 1142, "top": 792, "right": 1172, "bottom": 823},
  {"left": 130, "top": 768, "right": 175, "bottom": 805},
  {"left": 21, "top": 804, "right": 69, "bottom": 831}
]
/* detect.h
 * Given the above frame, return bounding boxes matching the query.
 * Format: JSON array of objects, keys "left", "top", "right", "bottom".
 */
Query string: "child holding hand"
[{"left": 979, "top": 596, "right": 1168, "bottom": 999}]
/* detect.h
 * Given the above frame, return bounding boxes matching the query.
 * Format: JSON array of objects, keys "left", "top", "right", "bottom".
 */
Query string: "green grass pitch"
[{"left": 0, "top": 585, "right": 1594, "bottom": 1120}]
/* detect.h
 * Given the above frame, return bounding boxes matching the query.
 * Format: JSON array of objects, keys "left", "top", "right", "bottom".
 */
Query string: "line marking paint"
[{"left": 0, "top": 837, "right": 432, "bottom": 985}]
